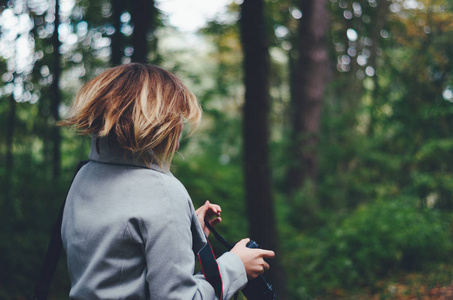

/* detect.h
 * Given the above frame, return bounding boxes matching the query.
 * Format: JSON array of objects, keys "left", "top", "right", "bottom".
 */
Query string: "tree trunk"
[
  {"left": 111, "top": 0, "right": 126, "bottom": 66},
  {"left": 367, "top": 0, "right": 390, "bottom": 136},
  {"left": 130, "top": 0, "right": 154, "bottom": 63},
  {"left": 5, "top": 92, "right": 16, "bottom": 203},
  {"left": 287, "top": 0, "right": 328, "bottom": 194},
  {"left": 6, "top": 97, "right": 16, "bottom": 172},
  {"left": 240, "top": 0, "right": 287, "bottom": 297},
  {"left": 50, "top": 0, "right": 62, "bottom": 179}
]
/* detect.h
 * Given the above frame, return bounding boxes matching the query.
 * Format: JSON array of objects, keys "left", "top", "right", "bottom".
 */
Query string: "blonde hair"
[{"left": 59, "top": 63, "right": 202, "bottom": 169}]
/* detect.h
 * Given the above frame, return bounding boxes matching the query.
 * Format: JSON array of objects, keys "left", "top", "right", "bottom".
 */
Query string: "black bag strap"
[
  {"left": 198, "top": 239, "right": 223, "bottom": 299},
  {"left": 33, "top": 160, "right": 89, "bottom": 300}
]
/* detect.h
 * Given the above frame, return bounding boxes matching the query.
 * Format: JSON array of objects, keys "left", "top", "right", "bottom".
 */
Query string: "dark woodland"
[{"left": 1, "top": 0, "right": 453, "bottom": 299}]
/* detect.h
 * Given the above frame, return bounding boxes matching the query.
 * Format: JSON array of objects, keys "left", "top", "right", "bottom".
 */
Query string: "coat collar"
[{"left": 88, "top": 136, "right": 169, "bottom": 174}]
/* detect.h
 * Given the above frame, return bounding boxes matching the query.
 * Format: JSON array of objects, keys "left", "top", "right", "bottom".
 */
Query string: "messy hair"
[{"left": 59, "top": 63, "right": 202, "bottom": 169}]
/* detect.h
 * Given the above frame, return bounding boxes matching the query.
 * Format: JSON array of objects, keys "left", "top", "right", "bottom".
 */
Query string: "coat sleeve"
[{"left": 138, "top": 173, "right": 247, "bottom": 300}]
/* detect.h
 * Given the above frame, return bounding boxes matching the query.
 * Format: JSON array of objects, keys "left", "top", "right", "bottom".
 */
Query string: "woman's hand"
[
  {"left": 195, "top": 200, "right": 222, "bottom": 236},
  {"left": 230, "top": 239, "right": 275, "bottom": 280}
]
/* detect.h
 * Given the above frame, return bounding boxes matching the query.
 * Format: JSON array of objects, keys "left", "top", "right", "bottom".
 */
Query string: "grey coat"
[{"left": 61, "top": 137, "right": 247, "bottom": 299}]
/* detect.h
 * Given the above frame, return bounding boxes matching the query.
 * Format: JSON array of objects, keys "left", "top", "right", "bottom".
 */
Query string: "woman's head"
[{"left": 60, "top": 63, "right": 202, "bottom": 169}]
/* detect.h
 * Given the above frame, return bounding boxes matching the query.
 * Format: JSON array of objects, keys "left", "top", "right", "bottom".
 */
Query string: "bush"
[{"left": 288, "top": 197, "right": 453, "bottom": 298}]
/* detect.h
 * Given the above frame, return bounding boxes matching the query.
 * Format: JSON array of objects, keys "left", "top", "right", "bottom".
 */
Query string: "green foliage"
[
  {"left": 285, "top": 198, "right": 453, "bottom": 298},
  {"left": 1, "top": 0, "right": 453, "bottom": 299},
  {"left": 173, "top": 152, "right": 248, "bottom": 254},
  {"left": 0, "top": 152, "right": 78, "bottom": 298}
]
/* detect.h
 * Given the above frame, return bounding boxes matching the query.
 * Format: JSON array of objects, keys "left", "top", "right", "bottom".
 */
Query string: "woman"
[{"left": 59, "top": 63, "right": 275, "bottom": 299}]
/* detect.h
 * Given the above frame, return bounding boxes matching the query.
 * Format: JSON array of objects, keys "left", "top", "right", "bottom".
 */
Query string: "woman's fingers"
[
  {"left": 255, "top": 256, "right": 271, "bottom": 275},
  {"left": 230, "top": 238, "right": 275, "bottom": 279},
  {"left": 263, "top": 260, "right": 270, "bottom": 272},
  {"left": 211, "top": 204, "right": 221, "bottom": 214},
  {"left": 208, "top": 217, "right": 222, "bottom": 227},
  {"left": 205, "top": 202, "right": 221, "bottom": 218},
  {"left": 195, "top": 200, "right": 223, "bottom": 236},
  {"left": 260, "top": 249, "right": 275, "bottom": 259},
  {"left": 196, "top": 200, "right": 222, "bottom": 219}
]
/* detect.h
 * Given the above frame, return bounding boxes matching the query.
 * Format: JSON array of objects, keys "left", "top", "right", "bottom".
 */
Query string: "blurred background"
[{"left": 1, "top": 0, "right": 453, "bottom": 299}]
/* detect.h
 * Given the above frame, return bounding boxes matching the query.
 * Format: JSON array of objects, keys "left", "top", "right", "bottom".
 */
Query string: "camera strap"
[
  {"left": 205, "top": 222, "right": 233, "bottom": 250},
  {"left": 198, "top": 239, "right": 223, "bottom": 299},
  {"left": 33, "top": 160, "right": 89, "bottom": 300}
]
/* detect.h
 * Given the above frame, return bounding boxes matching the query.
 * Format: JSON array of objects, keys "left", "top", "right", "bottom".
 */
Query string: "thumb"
[
  {"left": 203, "top": 200, "right": 210, "bottom": 211},
  {"left": 197, "top": 201, "right": 209, "bottom": 216}
]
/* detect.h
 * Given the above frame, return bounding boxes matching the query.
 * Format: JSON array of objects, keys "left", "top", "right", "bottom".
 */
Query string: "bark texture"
[
  {"left": 288, "top": 0, "right": 328, "bottom": 193},
  {"left": 368, "top": 0, "right": 390, "bottom": 136},
  {"left": 111, "top": 0, "right": 126, "bottom": 66},
  {"left": 5, "top": 92, "right": 16, "bottom": 203},
  {"left": 130, "top": 0, "right": 154, "bottom": 63},
  {"left": 240, "top": 0, "right": 287, "bottom": 297},
  {"left": 50, "top": 0, "right": 62, "bottom": 179}
]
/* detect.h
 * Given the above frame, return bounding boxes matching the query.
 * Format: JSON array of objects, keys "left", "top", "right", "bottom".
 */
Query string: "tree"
[
  {"left": 240, "top": 0, "right": 287, "bottom": 296},
  {"left": 111, "top": 0, "right": 126, "bottom": 66},
  {"left": 110, "top": 0, "right": 159, "bottom": 65},
  {"left": 130, "top": 0, "right": 154, "bottom": 63},
  {"left": 5, "top": 80, "right": 16, "bottom": 202},
  {"left": 50, "top": 0, "right": 62, "bottom": 179},
  {"left": 287, "top": 0, "right": 328, "bottom": 196},
  {"left": 367, "top": 0, "right": 390, "bottom": 136}
]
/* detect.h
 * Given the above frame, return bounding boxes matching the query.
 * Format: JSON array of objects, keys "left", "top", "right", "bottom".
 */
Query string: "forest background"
[{"left": 1, "top": 0, "right": 453, "bottom": 299}]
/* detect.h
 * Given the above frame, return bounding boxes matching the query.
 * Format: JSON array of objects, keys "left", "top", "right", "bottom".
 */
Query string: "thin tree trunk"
[
  {"left": 287, "top": 0, "right": 328, "bottom": 194},
  {"left": 50, "top": 0, "right": 61, "bottom": 179},
  {"left": 130, "top": 0, "right": 154, "bottom": 63},
  {"left": 111, "top": 0, "right": 126, "bottom": 66},
  {"left": 240, "top": 0, "right": 287, "bottom": 297},
  {"left": 5, "top": 92, "right": 17, "bottom": 204},
  {"left": 367, "top": 0, "right": 389, "bottom": 136},
  {"left": 6, "top": 95, "right": 16, "bottom": 174}
]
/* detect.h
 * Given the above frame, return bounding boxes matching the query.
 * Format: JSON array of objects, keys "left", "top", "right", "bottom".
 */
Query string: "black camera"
[
  {"left": 205, "top": 222, "right": 277, "bottom": 300},
  {"left": 241, "top": 240, "right": 277, "bottom": 300}
]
